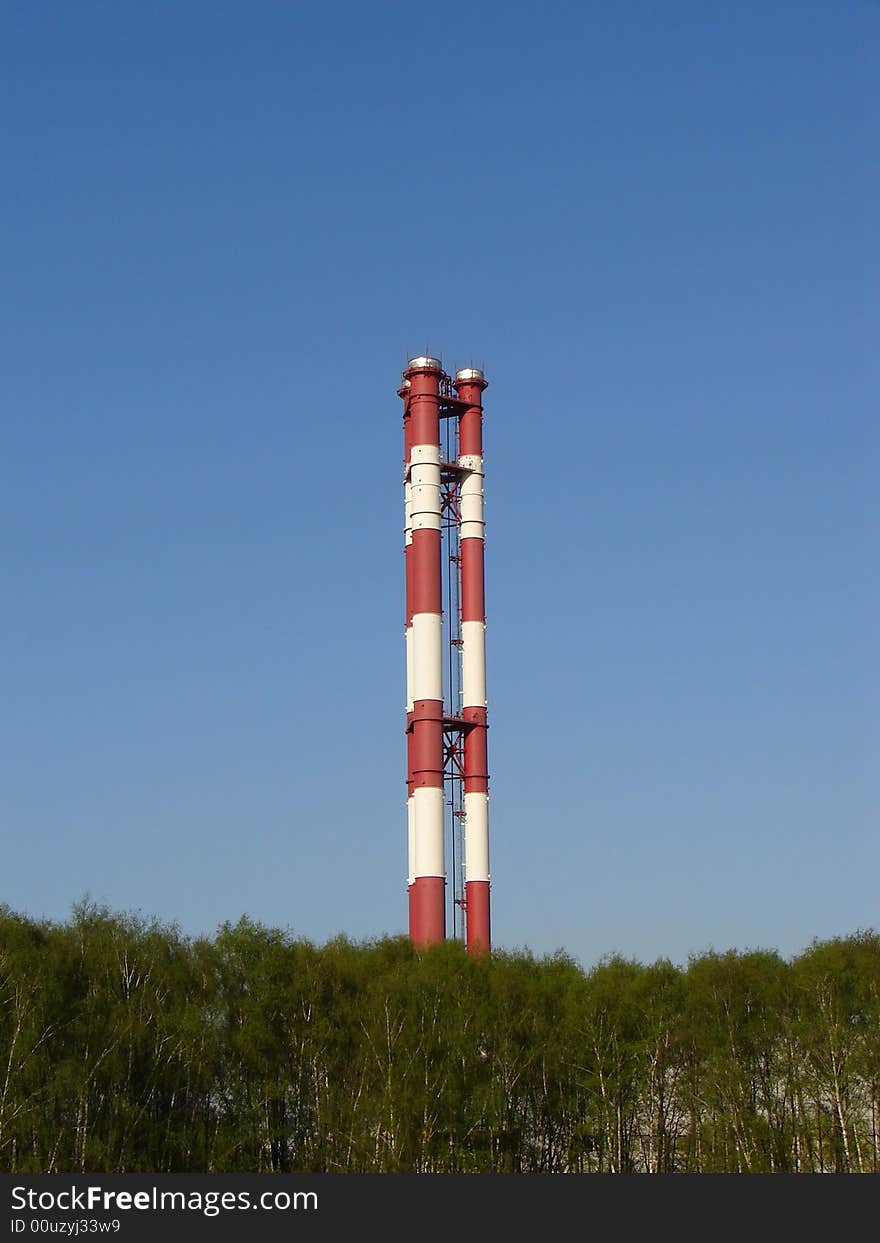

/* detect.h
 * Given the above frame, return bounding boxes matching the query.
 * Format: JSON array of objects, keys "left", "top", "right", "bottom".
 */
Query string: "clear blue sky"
[{"left": 2, "top": 1, "right": 876, "bottom": 968}]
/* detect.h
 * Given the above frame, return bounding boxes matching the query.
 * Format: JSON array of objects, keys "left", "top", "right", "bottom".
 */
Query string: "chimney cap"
[{"left": 406, "top": 355, "right": 443, "bottom": 373}]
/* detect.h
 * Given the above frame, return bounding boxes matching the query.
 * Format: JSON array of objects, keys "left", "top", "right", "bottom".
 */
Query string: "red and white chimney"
[
  {"left": 454, "top": 367, "right": 490, "bottom": 955},
  {"left": 402, "top": 357, "right": 446, "bottom": 946}
]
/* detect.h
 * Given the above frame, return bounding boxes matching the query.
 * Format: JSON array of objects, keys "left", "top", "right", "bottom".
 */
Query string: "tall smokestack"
[
  {"left": 402, "top": 357, "right": 446, "bottom": 945},
  {"left": 455, "top": 367, "right": 490, "bottom": 955}
]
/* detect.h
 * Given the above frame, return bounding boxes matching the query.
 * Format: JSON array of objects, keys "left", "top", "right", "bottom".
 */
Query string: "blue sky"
[{"left": 2, "top": 1, "right": 877, "bottom": 968}]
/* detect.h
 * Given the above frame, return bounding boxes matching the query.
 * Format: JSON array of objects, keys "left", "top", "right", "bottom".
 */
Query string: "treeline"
[{"left": 0, "top": 904, "right": 878, "bottom": 1173}]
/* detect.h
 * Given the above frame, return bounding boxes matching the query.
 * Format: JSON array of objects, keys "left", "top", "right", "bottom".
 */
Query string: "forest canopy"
[{"left": 1, "top": 904, "right": 877, "bottom": 1173}]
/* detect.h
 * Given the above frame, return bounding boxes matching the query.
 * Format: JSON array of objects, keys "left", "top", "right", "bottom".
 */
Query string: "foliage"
[{"left": 0, "top": 905, "right": 877, "bottom": 1172}]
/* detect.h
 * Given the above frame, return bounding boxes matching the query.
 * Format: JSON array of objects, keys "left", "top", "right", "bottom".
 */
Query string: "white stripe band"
[
  {"left": 405, "top": 624, "right": 413, "bottom": 711},
  {"left": 413, "top": 786, "right": 445, "bottom": 877},
  {"left": 411, "top": 612, "right": 443, "bottom": 701},
  {"left": 464, "top": 792, "right": 489, "bottom": 881},
  {"left": 410, "top": 443, "right": 442, "bottom": 466},
  {"left": 404, "top": 478, "right": 412, "bottom": 546},
  {"left": 459, "top": 470, "right": 484, "bottom": 526},
  {"left": 410, "top": 467, "right": 442, "bottom": 529},
  {"left": 461, "top": 620, "right": 486, "bottom": 708},
  {"left": 407, "top": 795, "right": 415, "bottom": 886},
  {"left": 409, "top": 445, "right": 442, "bottom": 531}
]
